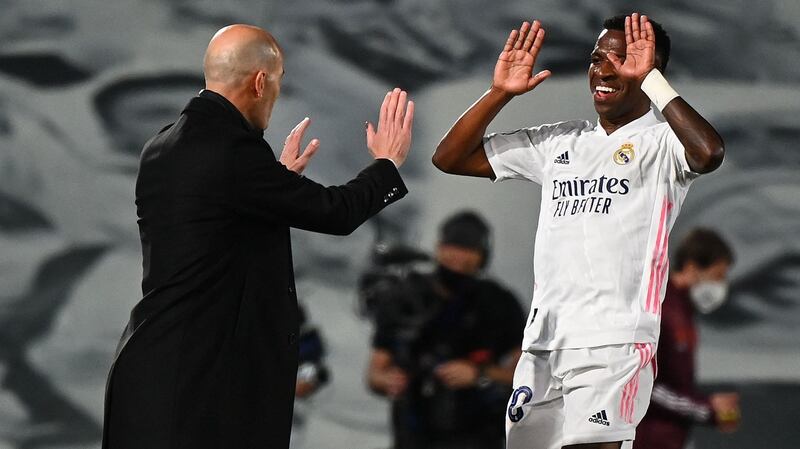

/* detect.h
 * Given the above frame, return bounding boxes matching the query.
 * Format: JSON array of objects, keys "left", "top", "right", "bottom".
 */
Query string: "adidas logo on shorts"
[
  {"left": 588, "top": 410, "right": 610, "bottom": 426},
  {"left": 554, "top": 151, "right": 570, "bottom": 165}
]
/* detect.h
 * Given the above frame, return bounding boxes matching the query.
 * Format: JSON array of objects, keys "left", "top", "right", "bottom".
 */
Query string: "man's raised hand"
[
  {"left": 492, "top": 20, "right": 551, "bottom": 96},
  {"left": 608, "top": 13, "right": 656, "bottom": 81},
  {"left": 280, "top": 117, "right": 320, "bottom": 174},
  {"left": 366, "top": 88, "right": 414, "bottom": 168}
]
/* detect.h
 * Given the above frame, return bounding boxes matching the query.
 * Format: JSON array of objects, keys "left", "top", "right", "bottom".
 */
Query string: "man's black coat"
[{"left": 103, "top": 90, "right": 407, "bottom": 449}]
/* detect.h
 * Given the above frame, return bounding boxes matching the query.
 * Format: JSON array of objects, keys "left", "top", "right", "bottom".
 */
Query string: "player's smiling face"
[{"left": 588, "top": 29, "right": 651, "bottom": 126}]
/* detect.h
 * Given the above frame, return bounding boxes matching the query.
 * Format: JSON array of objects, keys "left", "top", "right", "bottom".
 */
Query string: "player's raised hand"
[
  {"left": 366, "top": 88, "right": 414, "bottom": 168},
  {"left": 280, "top": 117, "right": 320, "bottom": 174},
  {"left": 608, "top": 12, "right": 656, "bottom": 81},
  {"left": 492, "top": 20, "right": 551, "bottom": 95}
]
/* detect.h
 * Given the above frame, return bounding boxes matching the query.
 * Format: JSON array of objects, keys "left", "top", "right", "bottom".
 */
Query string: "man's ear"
[{"left": 254, "top": 71, "right": 266, "bottom": 98}]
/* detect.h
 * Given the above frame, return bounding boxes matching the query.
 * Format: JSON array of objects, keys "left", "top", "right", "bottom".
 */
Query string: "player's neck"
[{"left": 598, "top": 104, "right": 650, "bottom": 135}]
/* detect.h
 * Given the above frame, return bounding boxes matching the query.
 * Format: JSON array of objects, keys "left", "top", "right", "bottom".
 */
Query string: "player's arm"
[
  {"left": 660, "top": 97, "right": 724, "bottom": 173},
  {"left": 432, "top": 20, "right": 551, "bottom": 178},
  {"left": 611, "top": 13, "right": 724, "bottom": 174}
]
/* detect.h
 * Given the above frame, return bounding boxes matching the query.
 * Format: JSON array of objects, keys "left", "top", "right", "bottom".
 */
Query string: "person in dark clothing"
[
  {"left": 366, "top": 211, "right": 525, "bottom": 449},
  {"left": 103, "top": 24, "right": 414, "bottom": 449},
  {"left": 290, "top": 302, "right": 330, "bottom": 449},
  {"left": 635, "top": 228, "right": 740, "bottom": 449},
  {"left": 294, "top": 303, "right": 330, "bottom": 400}
]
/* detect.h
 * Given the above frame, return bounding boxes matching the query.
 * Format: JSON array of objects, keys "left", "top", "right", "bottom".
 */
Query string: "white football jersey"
[{"left": 484, "top": 109, "right": 699, "bottom": 350}]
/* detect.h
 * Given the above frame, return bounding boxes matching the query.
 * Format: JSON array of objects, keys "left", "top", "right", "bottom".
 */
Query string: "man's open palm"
[
  {"left": 493, "top": 20, "right": 551, "bottom": 95},
  {"left": 280, "top": 117, "right": 320, "bottom": 174}
]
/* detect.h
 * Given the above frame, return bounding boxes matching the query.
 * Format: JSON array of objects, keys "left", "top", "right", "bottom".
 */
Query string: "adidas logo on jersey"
[
  {"left": 554, "top": 151, "right": 570, "bottom": 165},
  {"left": 588, "top": 410, "right": 610, "bottom": 426}
]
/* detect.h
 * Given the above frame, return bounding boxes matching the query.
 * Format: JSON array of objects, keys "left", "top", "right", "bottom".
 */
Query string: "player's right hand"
[{"left": 492, "top": 20, "right": 551, "bottom": 96}]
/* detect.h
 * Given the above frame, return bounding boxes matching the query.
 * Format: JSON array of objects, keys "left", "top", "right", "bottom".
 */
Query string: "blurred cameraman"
[
  {"left": 365, "top": 211, "right": 525, "bottom": 449},
  {"left": 635, "top": 228, "right": 741, "bottom": 449}
]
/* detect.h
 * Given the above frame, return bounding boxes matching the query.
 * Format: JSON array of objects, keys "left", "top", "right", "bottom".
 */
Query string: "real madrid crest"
[{"left": 613, "top": 143, "right": 635, "bottom": 165}]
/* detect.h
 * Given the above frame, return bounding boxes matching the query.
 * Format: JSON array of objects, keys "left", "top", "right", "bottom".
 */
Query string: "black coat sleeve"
[{"left": 232, "top": 139, "right": 407, "bottom": 235}]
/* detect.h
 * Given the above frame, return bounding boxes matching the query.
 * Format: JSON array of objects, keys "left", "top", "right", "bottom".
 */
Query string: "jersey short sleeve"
[
  {"left": 483, "top": 121, "right": 591, "bottom": 184},
  {"left": 483, "top": 125, "right": 552, "bottom": 184}
]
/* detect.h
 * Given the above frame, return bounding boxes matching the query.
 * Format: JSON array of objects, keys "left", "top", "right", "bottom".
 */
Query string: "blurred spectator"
[
  {"left": 635, "top": 228, "right": 741, "bottom": 449},
  {"left": 295, "top": 302, "right": 330, "bottom": 400},
  {"left": 363, "top": 211, "right": 525, "bottom": 449},
  {"left": 291, "top": 302, "right": 330, "bottom": 449}
]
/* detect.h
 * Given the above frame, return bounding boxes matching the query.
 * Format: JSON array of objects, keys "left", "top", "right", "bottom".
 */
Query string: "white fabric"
[
  {"left": 506, "top": 344, "right": 655, "bottom": 449},
  {"left": 484, "top": 109, "right": 699, "bottom": 350},
  {"left": 640, "top": 69, "right": 680, "bottom": 112}
]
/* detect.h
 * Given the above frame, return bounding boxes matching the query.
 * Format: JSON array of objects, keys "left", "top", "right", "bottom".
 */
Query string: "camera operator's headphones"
[{"left": 439, "top": 210, "right": 492, "bottom": 269}]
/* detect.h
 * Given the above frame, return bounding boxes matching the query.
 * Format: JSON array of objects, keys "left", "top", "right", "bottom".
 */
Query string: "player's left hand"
[
  {"left": 608, "top": 12, "right": 656, "bottom": 81},
  {"left": 280, "top": 117, "right": 320, "bottom": 174},
  {"left": 434, "top": 360, "right": 480, "bottom": 389}
]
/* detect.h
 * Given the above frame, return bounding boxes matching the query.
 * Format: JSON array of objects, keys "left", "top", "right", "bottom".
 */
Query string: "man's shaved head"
[
  {"left": 202, "top": 24, "right": 284, "bottom": 130},
  {"left": 204, "top": 24, "right": 281, "bottom": 87}
]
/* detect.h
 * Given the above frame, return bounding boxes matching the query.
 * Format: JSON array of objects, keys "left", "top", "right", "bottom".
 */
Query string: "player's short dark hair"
[
  {"left": 673, "top": 228, "right": 734, "bottom": 271},
  {"left": 439, "top": 210, "right": 492, "bottom": 266},
  {"left": 603, "top": 15, "right": 671, "bottom": 73},
  {"left": 93, "top": 73, "right": 204, "bottom": 128}
]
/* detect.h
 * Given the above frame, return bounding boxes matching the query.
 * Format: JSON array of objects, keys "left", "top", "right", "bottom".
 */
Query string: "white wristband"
[{"left": 640, "top": 69, "right": 679, "bottom": 112}]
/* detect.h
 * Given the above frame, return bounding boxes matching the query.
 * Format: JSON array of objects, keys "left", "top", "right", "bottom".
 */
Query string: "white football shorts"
[{"left": 506, "top": 343, "right": 656, "bottom": 449}]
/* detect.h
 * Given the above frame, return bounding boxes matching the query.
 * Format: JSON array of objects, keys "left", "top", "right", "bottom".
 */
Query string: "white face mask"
[{"left": 689, "top": 280, "right": 729, "bottom": 314}]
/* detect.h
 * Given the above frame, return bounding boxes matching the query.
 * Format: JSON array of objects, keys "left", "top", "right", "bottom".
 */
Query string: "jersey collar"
[{"left": 594, "top": 108, "right": 660, "bottom": 137}]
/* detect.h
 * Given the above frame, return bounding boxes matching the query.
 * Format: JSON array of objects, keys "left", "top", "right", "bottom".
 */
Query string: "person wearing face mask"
[
  {"left": 634, "top": 228, "right": 740, "bottom": 449},
  {"left": 366, "top": 210, "right": 525, "bottom": 449}
]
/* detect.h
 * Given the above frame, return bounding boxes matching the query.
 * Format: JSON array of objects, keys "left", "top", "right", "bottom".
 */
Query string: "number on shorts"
[{"left": 507, "top": 386, "right": 533, "bottom": 422}]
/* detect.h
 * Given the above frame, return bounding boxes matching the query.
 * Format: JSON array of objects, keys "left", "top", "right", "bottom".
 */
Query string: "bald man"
[{"left": 102, "top": 25, "right": 414, "bottom": 449}]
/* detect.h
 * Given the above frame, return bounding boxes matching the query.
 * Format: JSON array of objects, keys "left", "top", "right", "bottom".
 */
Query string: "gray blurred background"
[{"left": 1, "top": 1, "right": 799, "bottom": 448}]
